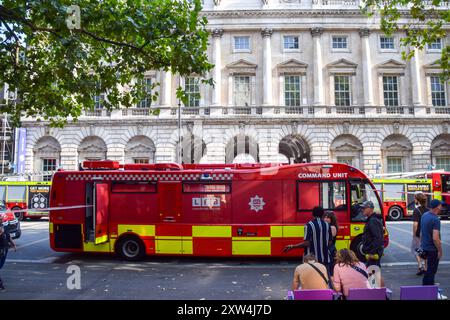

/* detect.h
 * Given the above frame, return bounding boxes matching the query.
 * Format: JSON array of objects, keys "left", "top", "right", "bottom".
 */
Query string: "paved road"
[{"left": 1, "top": 220, "right": 449, "bottom": 300}]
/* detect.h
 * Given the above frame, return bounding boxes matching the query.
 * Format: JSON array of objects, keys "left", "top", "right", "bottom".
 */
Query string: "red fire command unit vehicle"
[{"left": 49, "top": 161, "right": 388, "bottom": 260}]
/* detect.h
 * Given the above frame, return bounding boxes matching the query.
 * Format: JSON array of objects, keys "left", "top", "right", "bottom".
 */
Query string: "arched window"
[
  {"left": 381, "top": 134, "right": 412, "bottom": 173},
  {"left": 78, "top": 136, "right": 107, "bottom": 163},
  {"left": 330, "top": 134, "right": 363, "bottom": 168},
  {"left": 33, "top": 136, "right": 61, "bottom": 181},
  {"left": 125, "top": 136, "right": 156, "bottom": 164},
  {"left": 431, "top": 134, "right": 450, "bottom": 171}
]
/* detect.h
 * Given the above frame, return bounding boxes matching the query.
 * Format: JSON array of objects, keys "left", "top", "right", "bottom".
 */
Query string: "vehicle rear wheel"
[
  {"left": 350, "top": 235, "right": 366, "bottom": 262},
  {"left": 12, "top": 206, "right": 24, "bottom": 221},
  {"left": 388, "top": 206, "right": 403, "bottom": 221},
  {"left": 116, "top": 236, "right": 146, "bottom": 261}
]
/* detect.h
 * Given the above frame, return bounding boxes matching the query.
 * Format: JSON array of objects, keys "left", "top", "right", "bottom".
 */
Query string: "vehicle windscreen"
[{"left": 350, "top": 179, "right": 383, "bottom": 222}]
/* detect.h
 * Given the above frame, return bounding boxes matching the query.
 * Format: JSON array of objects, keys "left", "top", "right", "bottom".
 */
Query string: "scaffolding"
[{"left": 0, "top": 113, "right": 14, "bottom": 175}]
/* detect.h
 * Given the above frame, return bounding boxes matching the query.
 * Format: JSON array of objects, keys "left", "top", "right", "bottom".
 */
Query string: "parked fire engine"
[{"left": 49, "top": 161, "right": 388, "bottom": 260}]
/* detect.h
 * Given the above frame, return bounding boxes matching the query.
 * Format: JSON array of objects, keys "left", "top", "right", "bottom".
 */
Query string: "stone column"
[
  {"left": 161, "top": 70, "right": 172, "bottom": 106},
  {"left": 311, "top": 27, "right": 324, "bottom": 106},
  {"left": 411, "top": 47, "right": 424, "bottom": 106},
  {"left": 212, "top": 29, "right": 223, "bottom": 106},
  {"left": 262, "top": 28, "right": 273, "bottom": 106},
  {"left": 359, "top": 28, "right": 374, "bottom": 106}
]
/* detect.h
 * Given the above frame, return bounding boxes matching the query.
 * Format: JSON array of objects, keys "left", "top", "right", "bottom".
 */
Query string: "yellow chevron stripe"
[
  {"left": 118, "top": 224, "right": 155, "bottom": 237},
  {"left": 192, "top": 226, "right": 232, "bottom": 237}
]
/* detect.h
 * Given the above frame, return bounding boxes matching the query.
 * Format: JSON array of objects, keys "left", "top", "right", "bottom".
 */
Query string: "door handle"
[{"left": 354, "top": 227, "right": 360, "bottom": 231}]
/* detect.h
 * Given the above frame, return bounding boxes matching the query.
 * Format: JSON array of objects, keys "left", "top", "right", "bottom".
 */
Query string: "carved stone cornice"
[{"left": 310, "top": 27, "right": 324, "bottom": 37}]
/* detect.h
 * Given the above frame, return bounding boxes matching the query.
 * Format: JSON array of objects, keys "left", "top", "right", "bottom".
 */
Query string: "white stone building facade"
[{"left": 21, "top": 0, "right": 450, "bottom": 177}]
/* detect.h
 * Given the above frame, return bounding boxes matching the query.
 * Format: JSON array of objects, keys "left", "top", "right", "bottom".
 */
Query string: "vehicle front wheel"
[
  {"left": 388, "top": 206, "right": 403, "bottom": 221},
  {"left": 116, "top": 236, "right": 146, "bottom": 261},
  {"left": 350, "top": 235, "right": 366, "bottom": 262},
  {"left": 12, "top": 206, "right": 24, "bottom": 221}
]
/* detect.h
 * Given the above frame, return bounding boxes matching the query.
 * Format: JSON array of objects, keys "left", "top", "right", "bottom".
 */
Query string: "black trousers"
[{"left": 423, "top": 250, "right": 439, "bottom": 285}]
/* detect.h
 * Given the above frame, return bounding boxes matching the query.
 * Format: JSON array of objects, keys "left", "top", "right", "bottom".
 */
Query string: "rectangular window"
[
  {"left": 7, "top": 185, "right": 26, "bottom": 201},
  {"left": 137, "top": 77, "right": 152, "bottom": 108},
  {"left": 183, "top": 183, "right": 231, "bottom": 194},
  {"left": 387, "top": 157, "right": 403, "bottom": 173},
  {"left": 42, "top": 159, "right": 57, "bottom": 172},
  {"left": 94, "top": 94, "right": 105, "bottom": 109},
  {"left": 284, "top": 36, "right": 299, "bottom": 49},
  {"left": 284, "top": 75, "right": 301, "bottom": 106},
  {"left": 297, "top": 181, "right": 347, "bottom": 211},
  {"left": 234, "top": 36, "right": 250, "bottom": 50},
  {"left": 112, "top": 182, "right": 157, "bottom": 193},
  {"left": 383, "top": 76, "right": 399, "bottom": 106},
  {"left": 428, "top": 38, "right": 442, "bottom": 50},
  {"left": 336, "top": 157, "right": 354, "bottom": 166},
  {"left": 380, "top": 37, "right": 395, "bottom": 49},
  {"left": 234, "top": 76, "right": 251, "bottom": 106},
  {"left": 133, "top": 158, "right": 150, "bottom": 164},
  {"left": 431, "top": 76, "right": 447, "bottom": 107},
  {"left": 185, "top": 77, "right": 200, "bottom": 107},
  {"left": 436, "top": 157, "right": 450, "bottom": 172},
  {"left": 383, "top": 183, "right": 405, "bottom": 201},
  {"left": 43, "top": 158, "right": 57, "bottom": 181},
  {"left": 332, "top": 36, "right": 348, "bottom": 49},
  {"left": 334, "top": 75, "right": 351, "bottom": 106}
]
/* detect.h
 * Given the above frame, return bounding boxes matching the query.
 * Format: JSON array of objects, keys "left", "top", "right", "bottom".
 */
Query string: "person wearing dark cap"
[
  {"left": 360, "top": 200, "right": 384, "bottom": 268},
  {"left": 420, "top": 199, "right": 444, "bottom": 286}
]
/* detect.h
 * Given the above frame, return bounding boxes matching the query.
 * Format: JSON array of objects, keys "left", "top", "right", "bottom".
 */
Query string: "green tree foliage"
[
  {"left": 362, "top": 0, "right": 449, "bottom": 81},
  {"left": 0, "top": 0, "right": 213, "bottom": 126}
]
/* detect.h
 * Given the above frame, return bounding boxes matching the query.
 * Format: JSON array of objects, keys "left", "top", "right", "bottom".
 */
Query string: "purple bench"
[
  {"left": 400, "top": 285, "right": 438, "bottom": 300},
  {"left": 291, "top": 289, "right": 334, "bottom": 300},
  {"left": 347, "top": 288, "right": 387, "bottom": 300}
]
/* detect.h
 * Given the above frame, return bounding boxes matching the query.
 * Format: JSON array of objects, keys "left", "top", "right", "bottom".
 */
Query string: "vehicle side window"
[
  {"left": 384, "top": 183, "right": 405, "bottom": 201},
  {"left": 373, "top": 184, "right": 382, "bottom": 201},
  {"left": 297, "top": 181, "right": 347, "bottom": 211},
  {"left": 0, "top": 186, "right": 5, "bottom": 201},
  {"left": 7, "top": 186, "right": 26, "bottom": 201},
  {"left": 298, "top": 182, "right": 320, "bottom": 210}
]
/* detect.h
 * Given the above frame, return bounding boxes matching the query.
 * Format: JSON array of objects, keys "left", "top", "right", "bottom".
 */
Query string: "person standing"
[
  {"left": 420, "top": 199, "right": 444, "bottom": 286},
  {"left": 283, "top": 206, "right": 333, "bottom": 278},
  {"left": 360, "top": 200, "right": 384, "bottom": 268},
  {"left": 323, "top": 211, "right": 338, "bottom": 274},
  {"left": 411, "top": 193, "right": 427, "bottom": 275},
  {"left": 0, "top": 218, "right": 17, "bottom": 290}
]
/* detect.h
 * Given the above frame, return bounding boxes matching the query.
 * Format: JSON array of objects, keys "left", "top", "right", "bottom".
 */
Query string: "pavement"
[{"left": 0, "top": 220, "right": 449, "bottom": 300}]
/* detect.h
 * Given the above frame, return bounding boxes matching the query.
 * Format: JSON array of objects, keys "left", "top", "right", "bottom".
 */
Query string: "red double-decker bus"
[{"left": 49, "top": 161, "right": 388, "bottom": 260}]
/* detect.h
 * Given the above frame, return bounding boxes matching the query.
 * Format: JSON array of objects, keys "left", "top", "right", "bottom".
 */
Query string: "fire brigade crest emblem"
[{"left": 249, "top": 195, "right": 265, "bottom": 212}]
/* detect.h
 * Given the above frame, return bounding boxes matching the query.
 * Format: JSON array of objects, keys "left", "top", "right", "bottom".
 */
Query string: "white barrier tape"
[
  {"left": 374, "top": 189, "right": 450, "bottom": 197},
  {"left": 0, "top": 205, "right": 93, "bottom": 215}
]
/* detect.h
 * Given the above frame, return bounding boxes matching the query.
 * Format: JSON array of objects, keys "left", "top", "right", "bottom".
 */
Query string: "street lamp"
[{"left": 178, "top": 99, "right": 182, "bottom": 164}]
